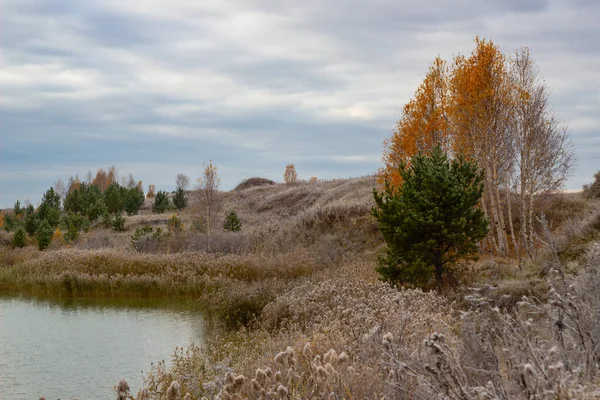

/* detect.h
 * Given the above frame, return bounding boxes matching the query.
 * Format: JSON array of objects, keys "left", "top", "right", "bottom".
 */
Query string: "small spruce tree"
[
  {"left": 112, "top": 213, "right": 126, "bottom": 231},
  {"left": 124, "top": 187, "right": 145, "bottom": 215},
  {"left": 104, "top": 183, "right": 124, "bottom": 214},
  {"left": 13, "top": 200, "right": 23, "bottom": 217},
  {"left": 173, "top": 187, "right": 188, "bottom": 211},
  {"left": 36, "top": 220, "right": 53, "bottom": 250},
  {"left": 372, "top": 146, "right": 489, "bottom": 290},
  {"left": 152, "top": 190, "right": 171, "bottom": 214},
  {"left": 223, "top": 210, "right": 242, "bottom": 232},
  {"left": 24, "top": 211, "right": 39, "bottom": 236},
  {"left": 13, "top": 227, "right": 26, "bottom": 248}
]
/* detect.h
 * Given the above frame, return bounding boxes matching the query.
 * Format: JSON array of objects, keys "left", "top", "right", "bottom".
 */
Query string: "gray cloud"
[{"left": 1, "top": 0, "right": 598, "bottom": 207}]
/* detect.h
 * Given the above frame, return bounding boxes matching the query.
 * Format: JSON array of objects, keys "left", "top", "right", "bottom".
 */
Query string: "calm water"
[{"left": 0, "top": 296, "right": 206, "bottom": 400}]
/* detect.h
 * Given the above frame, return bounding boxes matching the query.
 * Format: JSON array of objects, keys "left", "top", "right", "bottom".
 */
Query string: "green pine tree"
[
  {"left": 38, "top": 187, "right": 62, "bottom": 227},
  {"left": 372, "top": 146, "right": 489, "bottom": 290},
  {"left": 36, "top": 220, "right": 53, "bottom": 250},
  {"left": 12, "top": 227, "right": 26, "bottom": 248},
  {"left": 124, "top": 187, "right": 145, "bottom": 215},
  {"left": 24, "top": 211, "right": 39, "bottom": 236},
  {"left": 112, "top": 213, "right": 126, "bottom": 231},
  {"left": 172, "top": 187, "right": 188, "bottom": 211},
  {"left": 104, "top": 183, "right": 124, "bottom": 214},
  {"left": 152, "top": 190, "right": 171, "bottom": 214},
  {"left": 223, "top": 210, "right": 242, "bottom": 232},
  {"left": 13, "top": 200, "right": 23, "bottom": 217}
]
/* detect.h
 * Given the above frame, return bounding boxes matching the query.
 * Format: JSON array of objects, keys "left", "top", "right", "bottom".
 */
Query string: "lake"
[{"left": 0, "top": 295, "right": 207, "bottom": 399}]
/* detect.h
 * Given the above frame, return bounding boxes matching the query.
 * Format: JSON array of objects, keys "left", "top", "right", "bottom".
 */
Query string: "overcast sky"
[{"left": 1, "top": 0, "right": 598, "bottom": 207}]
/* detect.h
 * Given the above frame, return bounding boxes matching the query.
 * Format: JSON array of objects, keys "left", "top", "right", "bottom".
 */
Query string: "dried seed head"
[
  {"left": 116, "top": 378, "right": 130, "bottom": 400},
  {"left": 137, "top": 388, "right": 149, "bottom": 400},
  {"left": 387, "top": 369, "right": 396, "bottom": 381},
  {"left": 285, "top": 346, "right": 294, "bottom": 357},
  {"left": 251, "top": 378, "right": 262, "bottom": 392},
  {"left": 275, "top": 371, "right": 283, "bottom": 382},
  {"left": 166, "top": 381, "right": 181, "bottom": 400},
  {"left": 303, "top": 343, "right": 312, "bottom": 359},
  {"left": 317, "top": 365, "right": 329, "bottom": 378},
  {"left": 274, "top": 352, "right": 285, "bottom": 367},
  {"left": 276, "top": 384, "right": 288, "bottom": 398},
  {"left": 382, "top": 339, "right": 391, "bottom": 351},
  {"left": 184, "top": 394, "right": 192, "bottom": 400},
  {"left": 265, "top": 367, "right": 273, "bottom": 378},
  {"left": 325, "top": 363, "right": 337, "bottom": 376},
  {"left": 234, "top": 374, "right": 245, "bottom": 387},
  {"left": 226, "top": 371, "right": 235, "bottom": 385},
  {"left": 324, "top": 349, "right": 338, "bottom": 364},
  {"left": 255, "top": 368, "right": 268, "bottom": 385},
  {"left": 383, "top": 332, "right": 394, "bottom": 342},
  {"left": 338, "top": 352, "right": 348, "bottom": 363},
  {"left": 523, "top": 363, "right": 535, "bottom": 375}
]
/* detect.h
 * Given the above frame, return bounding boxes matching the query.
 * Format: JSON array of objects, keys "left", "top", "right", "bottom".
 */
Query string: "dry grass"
[
  {"left": 9, "top": 177, "right": 600, "bottom": 399},
  {"left": 0, "top": 248, "right": 318, "bottom": 301}
]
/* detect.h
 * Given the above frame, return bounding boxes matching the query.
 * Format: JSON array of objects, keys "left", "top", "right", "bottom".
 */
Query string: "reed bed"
[{"left": 0, "top": 248, "right": 318, "bottom": 298}]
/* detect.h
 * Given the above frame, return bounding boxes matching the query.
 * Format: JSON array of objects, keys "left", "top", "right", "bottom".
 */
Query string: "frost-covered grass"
[{"left": 7, "top": 179, "right": 600, "bottom": 399}]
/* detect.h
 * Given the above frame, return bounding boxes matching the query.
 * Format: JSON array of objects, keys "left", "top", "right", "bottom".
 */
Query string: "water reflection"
[{"left": 0, "top": 295, "right": 206, "bottom": 400}]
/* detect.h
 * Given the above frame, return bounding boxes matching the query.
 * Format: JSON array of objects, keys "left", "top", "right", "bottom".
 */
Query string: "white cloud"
[{"left": 1, "top": 0, "right": 599, "bottom": 206}]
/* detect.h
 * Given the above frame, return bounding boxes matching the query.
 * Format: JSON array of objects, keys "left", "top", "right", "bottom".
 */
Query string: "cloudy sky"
[{"left": 1, "top": 0, "right": 598, "bottom": 207}]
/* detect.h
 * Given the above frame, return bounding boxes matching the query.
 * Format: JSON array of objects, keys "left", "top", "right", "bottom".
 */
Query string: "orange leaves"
[
  {"left": 147, "top": 184, "right": 156, "bottom": 199},
  {"left": 449, "top": 37, "right": 513, "bottom": 158},
  {"left": 52, "top": 228, "right": 63, "bottom": 242},
  {"left": 381, "top": 38, "right": 515, "bottom": 188},
  {"left": 381, "top": 57, "right": 451, "bottom": 187},
  {"left": 284, "top": 163, "right": 298, "bottom": 185}
]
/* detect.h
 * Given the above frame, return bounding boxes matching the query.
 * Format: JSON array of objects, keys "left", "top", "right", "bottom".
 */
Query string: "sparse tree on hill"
[
  {"left": 223, "top": 210, "right": 242, "bottom": 232},
  {"left": 373, "top": 146, "right": 489, "bottom": 290},
  {"left": 107, "top": 165, "right": 119, "bottom": 187},
  {"left": 126, "top": 173, "right": 137, "bottom": 189},
  {"left": 176, "top": 173, "right": 190, "bottom": 190},
  {"left": 284, "top": 163, "right": 298, "bottom": 185},
  {"left": 67, "top": 175, "right": 81, "bottom": 194},
  {"left": 147, "top": 184, "right": 156, "bottom": 199},
  {"left": 54, "top": 178, "right": 66, "bottom": 203},
  {"left": 197, "top": 161, "right": 221, "bottom": 236},
  {"left": 92, "top": 168, "right": 109, "bottom": 192}
]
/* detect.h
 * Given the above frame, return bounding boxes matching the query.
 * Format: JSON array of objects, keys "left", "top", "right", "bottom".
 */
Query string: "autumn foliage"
[
  {"left": 284, "top": 164, "right": 298, "bottom": 185},
  {"left": 381, "top": 37, "right": 574, "bottom": 257}
]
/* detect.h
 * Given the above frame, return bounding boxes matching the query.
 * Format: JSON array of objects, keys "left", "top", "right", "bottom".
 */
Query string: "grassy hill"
[{"left": 2, "top": 175, "right": 600, "bottom": 398}]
